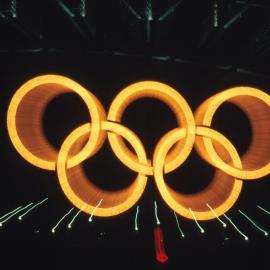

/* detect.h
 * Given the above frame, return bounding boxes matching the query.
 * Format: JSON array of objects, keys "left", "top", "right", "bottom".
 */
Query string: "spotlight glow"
[
  {"left": 134, "top": 205, "right": 139, "bottom": 231},
  {"left": 173, "top": 211, "right": 185, "bottom": 238},
  {"left": 239, "top": 209, "right": 268, "bottom": 236},
  {"left": 88, "top": 199, "right": 103, "bottom": 222},
  {"left": 189, "top": 208, "right": 205, "bottom": 233},
  {"left": 0, "top": 203, "right": 33, "bottom": 226},
  {"left": 18, "top": 197, "right": 48, "bottom": 220},
  {"left": 206, "top": 203, "right": 227, "bottom": 227},
  {"left": 223, "top": 213, "right": 248, "bottom": 241},
  {"left": 51, "top": 208, "right": 74, "bottom": 233},
  {"left": 154, "top": 201, "right": 161, "bottom": 225}
]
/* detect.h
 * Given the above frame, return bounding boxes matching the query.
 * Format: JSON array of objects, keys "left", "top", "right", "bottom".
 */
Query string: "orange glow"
[
  {"left": 56, "top": 121, "right": 148, "bottom": 217},
  {"left": 7, "top": 77, "right": 270, "bottom": 220},
  {"left": 195, "top": 87, "right": 270, "bottom": 180},
  {"left": 7, "top": 74, "right": 106, "bottom": 170}
]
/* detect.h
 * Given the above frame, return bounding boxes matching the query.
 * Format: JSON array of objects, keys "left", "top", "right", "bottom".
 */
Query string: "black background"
[{"left": 1, "top": 1, "right": 270, "bottom": 269}]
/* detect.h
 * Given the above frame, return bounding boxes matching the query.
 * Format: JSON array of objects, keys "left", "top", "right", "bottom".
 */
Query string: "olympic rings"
[
  {"left": 7, "top": 75, "right": 270, "bottom": 220},
  {"left": 7, "top": 75, "right": 106, "bottom": 170}
]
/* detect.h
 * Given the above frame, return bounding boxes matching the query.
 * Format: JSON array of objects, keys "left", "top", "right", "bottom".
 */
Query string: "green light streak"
[
  {"left": 206, "top": 203, "right": 227, "bottom": 227},
  {"left": 239, "top": 209, "right": 268, "bottom": 236},
  {"left": 223, "top": 213, "right": 248, "bottom": 241},
  {"left": 18, "top": 197, "right": 48, "bottom": 220},
  {"left": 134, "top": 205, "right": 139, "bottom": 231},
  {"left": 257, "top": 205, "right": 270, "bottom": 215},
  {"left": 68, "top": 205, "right": 86, "bottom": 229},
  {"left": 0, "top": 203, "right": 33, "bottom": 226},
  {"left": 173, "top": 211, "right": 185, "bottom": 238},
  {"left": 154, "top": 201, "right": 161, "bottom": 225},
  {"left": 0, "top": 206, "right": 22, "bottom": 220},
  {"left": 189, "top": 208, "right": 205, "bottom": 234},
  {"left": 51, "top": 208, "right": 74, "bottom": 233},
  {"left": 88, "top": 199, "right": 103, "bottom": 222}
]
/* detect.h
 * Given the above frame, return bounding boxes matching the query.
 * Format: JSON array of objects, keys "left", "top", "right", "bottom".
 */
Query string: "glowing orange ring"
[
  {"left": 195, "top": 87, "right": 270, "bottom": 180},
  {"left": 153, "top": 126, "right": 242, "bottom": 220},
  {"left": 107, "top": 81, "right": 195, "bottom": 176},
  {"left": 7, "top": 74, "right": 106, "bottom": 170},
  {"left": 57, "top": 121, "right": 148, "bottom": 217}
]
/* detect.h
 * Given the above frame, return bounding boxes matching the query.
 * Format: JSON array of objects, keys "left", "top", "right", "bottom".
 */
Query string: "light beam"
[
  {"left": 18, "top": 197, "right": 48, "bottom": 220},
  {"left": 134, "top": 205, "right": 139, "bottom": 231},
  {"left": 88, "top": 199, "right": 103, "bottom": 222},
  {"left": 223, "top": 213, "right": 248, "bottom": 241},
  {"left": 0, "top": 206, "right": 22, "bottom": 220},
  {"left": 51, "top": 208, "right": 74, "bottom": 233},
  {"left": 189, "top": 208, "right": 205, "bottom": 233},
  {"left": 206, "top": 203, "right": 227, "bottom": 227},
  {"left": 154, "top": 201, "right": 161, "bottom": 225},
  {"left": 239, "top": 209, "right": 268, "bottom": 236},
  {"left": 0, "top": 203, "right": 33, "bottom": 226},
  {"left": 257, "top": 205, "right": 270, "bottom": 216},
  {"left": 173, "top": 211, "right": 185, "bottom": 238},
  {"left": 67, "top": 205, "right": 86, "bottom": 229}
]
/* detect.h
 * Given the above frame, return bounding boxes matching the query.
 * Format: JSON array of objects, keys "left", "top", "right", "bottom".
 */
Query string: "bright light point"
[
  {"left": 189, "top": 208, "right": 205, "bottom": 234},
  {"left": 51, "top": 208, "right": 74, "bottom": 234},
  {"left": 239, "top": 209, "right": 268, "bottom": 236},
  {"left": 173, "top": 211, "right": 185, "bottom": 237},
  {"left": 0, "top": 203, "right": 33, "bottom": 225},
  {"left": 206, "top": 203, "right": 227, "bottom": 228},
  {"left": 89, "top": 199, "right": 103, "bottom": 223},
  {"left": 68, "top": 206, "right": 85, "bottom": 229},
  {"left": 135, "top": 227, "right": 139, "bottom": 231},
  {"left": 18, "top": 198, "right": 48, "bottom": 220},
  {"left": 265, "top": 232, "right": 268, "bottom": 236},
  {"left": 18, "top": 216, "right": 22, "bottom": 220},
  {"left": 0, "top": 223, "right": 2, "bottom": 227},
  {"left": 223, "top": 213, "right": 248, "bottom": 241}
]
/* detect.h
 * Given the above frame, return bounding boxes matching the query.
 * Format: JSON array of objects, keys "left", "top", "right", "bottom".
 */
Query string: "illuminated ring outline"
[
  {"left": 153, "top": 126, "right": 243, "bottom": 220},
  {"left": 57, "top": 121, "right": 148, "bottom": 217},
  {"left": 7, "top": 74, "right": 106, "bottom": 170},
  {"left": 107, "top": 81, "right": 195, "bottom": 176},
  {"left": 195, "top": 87, "right": 270, "bottom": 180}
]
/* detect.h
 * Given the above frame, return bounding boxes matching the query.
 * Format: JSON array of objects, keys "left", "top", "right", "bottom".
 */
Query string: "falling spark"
[
  {"left": 134, "top": 205, "right": 139, "bottom": 231},
  {"left": 189, "top": 208, "right": 205, "bottom": 233},
  {"left": 239, "top": 210, "right": 268, "bottom": 236},
  {"left": 154, "top": 201, "right": 161, "bottom": 225},
  {"left": 0, "top": 206, "right": 22, "bottom": 220},
  {"left": 223, "top": 213, "right": 248, "bottom": 241},
  {"left": 68, "top": 205, "right": 86, "bottom": 229},
  {"left": 89, "top": 199, "right": 103, "bottom": 222},
  {"left": 257, "top": 205, "right": 270, "bottom": 216},
  {"left": 0, "top": 203, "right": 33, "bottom": 226},
  {"left": 206, "top": 203, "right": 227, "bottom": 227},
  {"left": 173, "top": 211, "right": 185, "bottom": 238},
  {"left": 18, "top": 197, "right": 48, "bottom": 220},
  {"left": 51, "top": 208, "right": 74, "bottom": 233}
]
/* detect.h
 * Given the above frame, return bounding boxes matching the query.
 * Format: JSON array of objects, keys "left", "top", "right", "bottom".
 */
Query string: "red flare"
[{"left": 154, "top": 226, "right": 168, "bottom": 264}]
